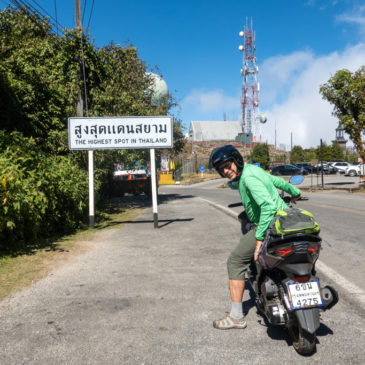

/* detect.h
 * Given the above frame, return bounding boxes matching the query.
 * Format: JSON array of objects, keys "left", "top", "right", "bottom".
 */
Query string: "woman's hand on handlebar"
[{"left": 291, "top": 194, "right": 302, "bottom": 204}]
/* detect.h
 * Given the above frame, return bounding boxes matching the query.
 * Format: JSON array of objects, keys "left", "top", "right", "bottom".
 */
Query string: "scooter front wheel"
[{"left": 288, "top": 318, "right": 316, "bottom": 355}]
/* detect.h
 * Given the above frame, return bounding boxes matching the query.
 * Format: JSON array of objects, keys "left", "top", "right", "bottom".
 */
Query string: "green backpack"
[{"left": 269, "top": 208, "right": 320, "bottom": 237}]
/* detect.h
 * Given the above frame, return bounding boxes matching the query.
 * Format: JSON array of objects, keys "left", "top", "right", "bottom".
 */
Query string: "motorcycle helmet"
[{"left": 209, "top": 145, "right": 244, "bottom": 177}]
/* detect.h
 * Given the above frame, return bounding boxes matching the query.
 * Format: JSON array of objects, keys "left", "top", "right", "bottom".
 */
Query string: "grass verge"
[
  {"left": 0, "top": 199, "right": 144, "bottom": 301},
  {"left": 179, "top": 173, "right": 221, "bottom": 185}
]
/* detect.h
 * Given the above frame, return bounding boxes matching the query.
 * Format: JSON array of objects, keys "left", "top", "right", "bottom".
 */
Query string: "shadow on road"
[
  {"left": 316, "top": 322, "right": 334, "bottom": 336},
  {"left": 107, "top": 193, "right": 196, "bottom": 210},
  {"left": 103, "top": 218, "right": 194, "bottom": 229},
  {"left": 100, "top": 193, "right": 196, "bottom": 229},
  {"left": 325, "top": 182, "right": 355, "bottom": 186}
]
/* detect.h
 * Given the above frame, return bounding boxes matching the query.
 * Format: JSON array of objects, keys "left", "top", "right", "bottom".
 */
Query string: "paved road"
[
  {"left": 0, "top": 183, "right": 364, "bottom": 364},
  {"left": 163, "top": 180, "right": 365, "bottom": 296},
  {"left": 299, "top": 173, "right": 362, "bottom": 190}
]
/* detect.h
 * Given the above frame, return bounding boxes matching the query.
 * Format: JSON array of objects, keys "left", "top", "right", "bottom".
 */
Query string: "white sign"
[{"left": 68, "top": 116, "right": 173, "bottom": 150}]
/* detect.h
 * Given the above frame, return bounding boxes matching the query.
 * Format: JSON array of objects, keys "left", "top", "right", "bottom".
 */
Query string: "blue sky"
[{"left": 2, "top": 0, "right": 365, "bottom": 149}]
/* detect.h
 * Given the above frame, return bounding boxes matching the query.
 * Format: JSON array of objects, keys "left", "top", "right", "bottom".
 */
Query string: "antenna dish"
[
  {"left": 238, "top": 45, "right": 244, "bottom": 51},
  {"left": 239, "top": 31, "right": 244, "bottom": 37}
]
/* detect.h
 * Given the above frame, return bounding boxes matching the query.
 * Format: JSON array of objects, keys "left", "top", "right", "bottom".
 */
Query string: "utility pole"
[
  {"left": 320, "top": 139, "right": 324, "bottom": 189},
  {"left": 75, "top": 0, "right": 81, "bottom": 27},
  {"left": 75, "top": 0, "right": 83, "bottom": 117},
  {"left": 75, "top": 0, "right": 94, "bottom": 227}
]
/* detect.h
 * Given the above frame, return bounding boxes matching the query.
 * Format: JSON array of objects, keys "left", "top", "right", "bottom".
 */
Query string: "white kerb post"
[{"left": 150, "top": 148, "right": 158, "bottom": 228}]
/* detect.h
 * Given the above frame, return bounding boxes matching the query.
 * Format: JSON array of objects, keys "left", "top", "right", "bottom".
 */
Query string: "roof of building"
[{"left": 189, "top": 121, "right": 241, "bottom": 141}]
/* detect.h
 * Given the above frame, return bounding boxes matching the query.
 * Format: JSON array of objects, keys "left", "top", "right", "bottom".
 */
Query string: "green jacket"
[{"left": 238, "top": 164, "right": 301, "bottom": 240}]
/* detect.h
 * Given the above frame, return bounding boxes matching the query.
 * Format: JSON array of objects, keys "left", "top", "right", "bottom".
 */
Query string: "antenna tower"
[{"left": 238, "top": 18, "right": 261, "bottom": 143}]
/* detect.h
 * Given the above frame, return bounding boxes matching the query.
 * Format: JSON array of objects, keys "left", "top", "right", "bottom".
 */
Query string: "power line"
[
  {"left": 82, "top": 0, "right": 87, "bottom": 25},
  {"left": 13, "top": 0, "right": 43, "bottom": 16},
  {"left": 7, "top": 0, "right": 93, "bottom": 34},
  {"left": 7, "top": 0, "right": 58, "bottom": 41},
  {"left": 54, "top": 0, "right": 58, "bottom": 36},
  {"left": 86, "top": 0, "right": 94, "bottom": 31},
  {"left": 10, "top": 0, "right": 65, "bottom": 31},
  {"left": 28, "top": 0, "right": 65, "bottom": 29},
  {"left": 8, "top": 0, "right": 37, "bottom": 17}
]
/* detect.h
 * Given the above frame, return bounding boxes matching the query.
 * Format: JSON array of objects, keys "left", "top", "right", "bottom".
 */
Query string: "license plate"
[{"left": 286, "top": 280, "right": 324, "bottom": 309}]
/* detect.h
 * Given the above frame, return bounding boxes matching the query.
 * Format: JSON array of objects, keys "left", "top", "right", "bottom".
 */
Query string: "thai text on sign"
[{"left": 68, "top": 116, "right": 173, "bottom": 150}]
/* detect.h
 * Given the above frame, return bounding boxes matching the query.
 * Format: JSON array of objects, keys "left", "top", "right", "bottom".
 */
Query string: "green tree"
[
  {"left": 331, "top": 142, "right": 344, "bottom": 160},
  {"left": 344, "top": 148, "right": 359, "bottom": 163},
  {"left": 0, "top": 7, "right": 64, "bottom": 137},
  {"left": 0, "top": 131, "right": 89, "bottom": 244},
  {"left": 86, "top": 43, "right": 185, "bottom": 180},
  {"left": 303, "top": 148, "right": 317, "bottom": 162},
  {"left": 168, "top": 119, "right": 185, "bottom": 157},
  {"left": 0, "top": 7, "right": 184, "bottom": 186},
  {"left": 0, "top": 8, "right": 103, "bottom": 140},
  {"left": 320, "top": 66, "right": 365, "bottom": 161},
  {"left": 0, "top": 72, "right": 24, "bottom": 131},
  {"left": 315, "top": 142, "right": 332, "bottom": 162},
  {"left": 0, "top": 7, "right": 185, "bottom": 247},
  {"left": 251, "top": 143, "right": 270, "bottom": 170},
  {"left": 91, "top": 43, "right": 154, "bottom": 117},
  {"left": 290, "top": 145, "right": 305, "bottom": 164}
]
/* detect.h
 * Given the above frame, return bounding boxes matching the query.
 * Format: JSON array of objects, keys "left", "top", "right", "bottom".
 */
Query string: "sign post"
[
  {"left": 88, "top": 150, "right": 94, "bottom": 227},
  {"left": 68, "top": 116, "right": 173, "bottom": 228},
  {"left": 200, "top": 165, "right": 205, "bottom": 179},
  {"left": 150, "top": 148, "right": 158, "bottom": 228}
]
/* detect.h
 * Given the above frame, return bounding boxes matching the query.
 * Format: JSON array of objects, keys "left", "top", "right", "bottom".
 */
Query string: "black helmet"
[{"left": 209, "top": 145, "right": 244, "bottom": 177}]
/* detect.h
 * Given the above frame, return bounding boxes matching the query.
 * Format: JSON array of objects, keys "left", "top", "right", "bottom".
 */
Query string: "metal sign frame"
[{"left": 68, "top": 116, "right": 174, "bottom": 229}]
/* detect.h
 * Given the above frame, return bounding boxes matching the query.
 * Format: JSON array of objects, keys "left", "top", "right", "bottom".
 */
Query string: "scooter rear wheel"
[{"left": 288, "top": 318, "right": 316, "bottom": 355}]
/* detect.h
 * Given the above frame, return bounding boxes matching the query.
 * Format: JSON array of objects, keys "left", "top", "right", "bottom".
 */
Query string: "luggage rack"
[{"left": 266, "top": 233, "right": 321, "bottom": 248}]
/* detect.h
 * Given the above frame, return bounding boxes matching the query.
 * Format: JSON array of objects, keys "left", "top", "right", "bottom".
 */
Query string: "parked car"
[
  {"left": 316, "top": 163, "right": 338, "bottom": 174},
  {"left": 294, "top": 162, "right": 317, "bottom": 174},
  {"left": 271, "top": 164, "right": 303, "bottom": 176},
  {"left": 112, "top": 170, "right": 152, "bottom": 197},
  {"left": 329, "top": 161, "right": 353, "bottom": 174},
  {"left": 345, "top": 163, "right": 364, "bottom": 177}
]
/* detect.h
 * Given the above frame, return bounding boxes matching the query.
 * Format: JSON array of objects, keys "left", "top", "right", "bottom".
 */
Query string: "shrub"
[{"left": 0, "top": 132, "right": 89, "bottom": 246}]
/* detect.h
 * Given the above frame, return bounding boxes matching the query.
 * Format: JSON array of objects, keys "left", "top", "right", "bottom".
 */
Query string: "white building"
[{"left": 188, "top": 121, "right": 241, "bottom": 142}]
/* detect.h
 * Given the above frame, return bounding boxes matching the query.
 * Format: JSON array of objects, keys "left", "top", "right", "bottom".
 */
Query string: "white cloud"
[
  {"left": 259, "top": 50, "right": 314, "bottom": 105},
  {"left": 260, "top": 43, "right": 365, "bottom": 149},
  {"left": 336, "top": 5, "right": 365, "bottom": 33},
  {"left": 182, "top": 89, "right": 239, "bottom": 114},
  {"left": 180, "top": 44, "right": 365, "bottom": 149}
]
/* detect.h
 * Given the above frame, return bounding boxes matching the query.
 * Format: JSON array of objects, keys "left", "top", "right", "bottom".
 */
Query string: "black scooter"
[{"left": 229, "top": 175, "right": 338, "bottom": 355}]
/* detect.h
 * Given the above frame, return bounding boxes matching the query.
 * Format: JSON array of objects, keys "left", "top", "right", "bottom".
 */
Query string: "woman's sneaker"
[{"left": 213, "top": 314, "right": 247, "bottom": 330}]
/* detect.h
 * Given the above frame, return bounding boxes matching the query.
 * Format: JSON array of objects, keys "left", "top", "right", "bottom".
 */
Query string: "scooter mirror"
[{"left": 289, "top": 175, "right": 304, "bottom": 185}]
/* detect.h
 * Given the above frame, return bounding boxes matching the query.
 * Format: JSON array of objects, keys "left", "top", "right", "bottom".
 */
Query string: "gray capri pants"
[{"left": 227, "top": 228, "right": 257, "bottom": 280}]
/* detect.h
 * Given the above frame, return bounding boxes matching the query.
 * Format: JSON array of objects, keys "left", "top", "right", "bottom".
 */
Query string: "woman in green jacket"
[{"left": 209, "top": 145, "right": 301, "bottom": 330}]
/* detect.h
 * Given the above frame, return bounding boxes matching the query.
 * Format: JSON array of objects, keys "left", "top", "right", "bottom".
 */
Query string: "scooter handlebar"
[{"left": 228, "top": 202, "right": 243, "bottom": 208}]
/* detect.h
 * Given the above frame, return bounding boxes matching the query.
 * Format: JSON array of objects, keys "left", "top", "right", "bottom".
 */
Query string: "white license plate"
[{"left": 286, "top": 280, "right": 324, "bottom": 309}]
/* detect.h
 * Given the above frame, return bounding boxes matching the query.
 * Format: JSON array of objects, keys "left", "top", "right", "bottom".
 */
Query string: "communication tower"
[{"left": 236, "top": 19, "right": 265, "bottom": 144}]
